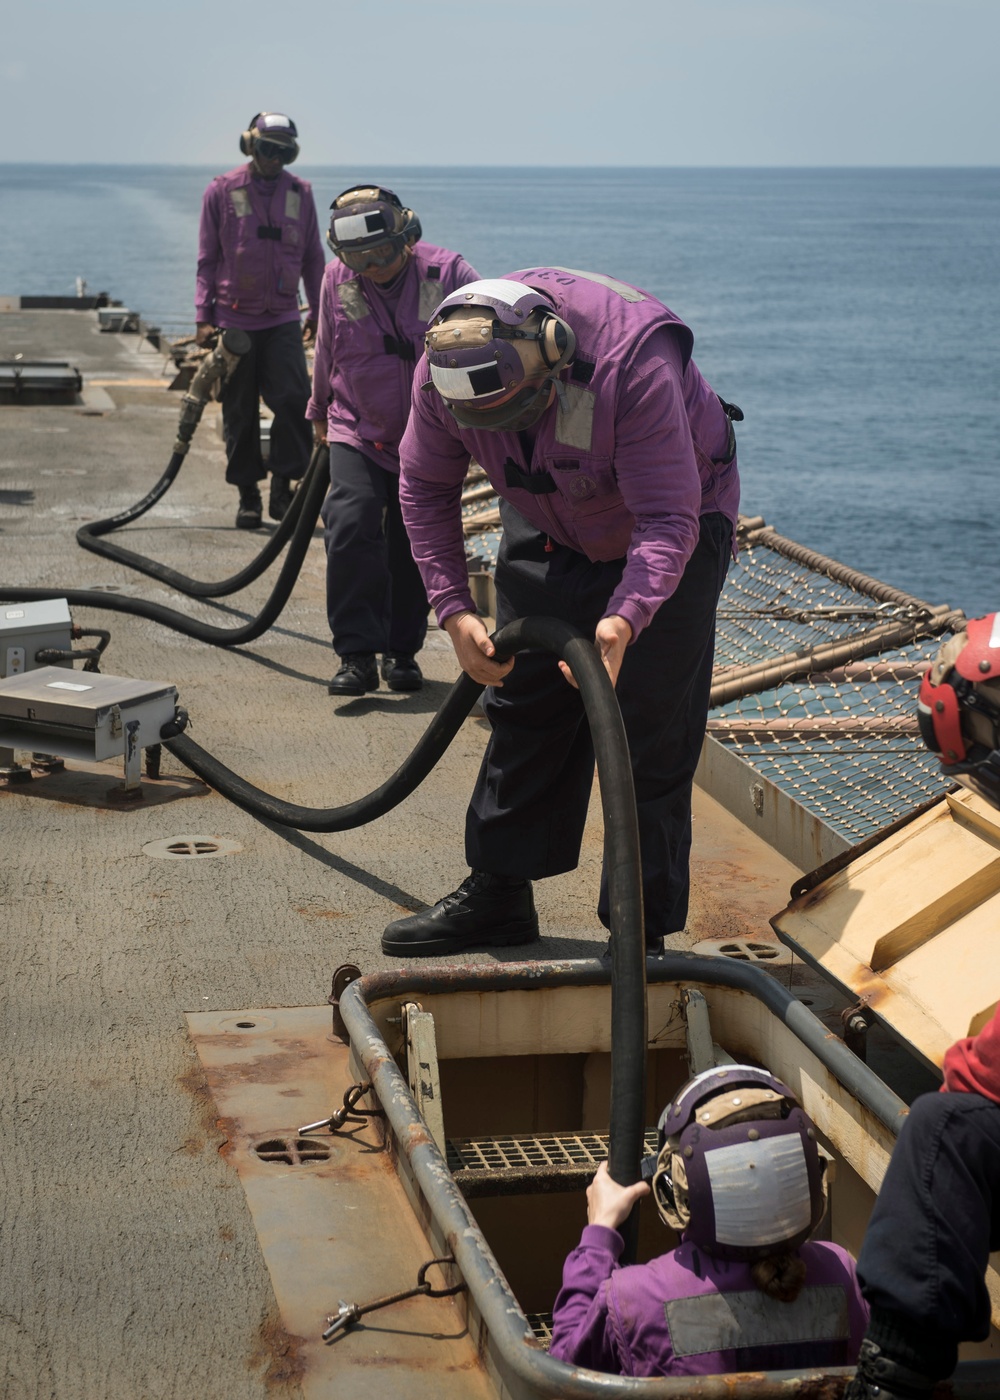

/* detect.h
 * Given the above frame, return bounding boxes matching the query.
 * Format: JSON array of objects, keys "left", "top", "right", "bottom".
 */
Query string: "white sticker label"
[
  {"left": 46, "top": 681, "right": 93, "bottom": 692},
  {"left": 4, "top": 609, "right": 25, "bottom": 619},
  {"left": 991, "top": 614, "right": 1000, "bottom": 649}
]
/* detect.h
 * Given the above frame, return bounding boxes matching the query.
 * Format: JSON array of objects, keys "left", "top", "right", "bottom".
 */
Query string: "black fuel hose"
[
  {"left": 0, "top": 444, "right": 331, "bottom": 649},
  {"left": 73, "top": 324, "right": 324, "bottom": 600},
  {"left": 164, "top": 613, "right": 647, "bottom": 1252},
  {"left": 74, "top": 432, "right": 320, "bottom": 599}
]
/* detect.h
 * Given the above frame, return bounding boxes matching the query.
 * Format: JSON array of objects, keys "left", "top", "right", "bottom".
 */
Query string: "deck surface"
[{"left": 3, "top": 308, "right": 820, "bottom": 1400}]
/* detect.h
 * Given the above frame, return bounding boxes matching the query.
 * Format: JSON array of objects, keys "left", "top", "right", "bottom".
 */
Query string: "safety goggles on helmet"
[
  {"left": 644, "top": 1064, "right": 827, "bottom": 1262},
  {"left": 255, "top": 137, "right": 295, "bottom": 163},
  {"left": 918, "top": 613, "right": 1000, "bottom": 808},
  {"left": 423, "top": 278, "right": 576, "bottom": 431},
  {"left": 241, "top": 112, "right": 300, "bottom": 164},
  {"left": 327, "top": 186, "right": 421, "bottom": 270}
]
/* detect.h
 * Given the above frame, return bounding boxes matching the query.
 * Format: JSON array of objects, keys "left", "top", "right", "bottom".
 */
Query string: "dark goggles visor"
[{"left": 255, "top": 138, "right": 295, "bottom": 163}]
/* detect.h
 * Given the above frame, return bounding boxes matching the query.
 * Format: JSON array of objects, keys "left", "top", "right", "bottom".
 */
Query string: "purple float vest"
[
  {"left": 213, "top": 164, "right": 313, "bottom": 318},
  {"left": 456, "top": 267, "right": 731, "bottom": 561},
  {"left": 325, "top": 244, "right": 475, "bottom": 455}
]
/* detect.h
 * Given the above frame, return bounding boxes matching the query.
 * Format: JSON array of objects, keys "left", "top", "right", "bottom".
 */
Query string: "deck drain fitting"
[
  {"left": 253, "top": 1136, "right": 333, "bottom": 1166},
  {"left": 142, "top": 834, "right": 242, "bottom": 860},
  {"left": 690, "top": 937, "right": 794, "bottom": 969}
]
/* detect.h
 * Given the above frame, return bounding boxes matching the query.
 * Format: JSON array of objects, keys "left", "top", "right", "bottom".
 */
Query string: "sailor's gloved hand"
[
  {"left": 444, "top": 611, "right": 514, "bottom": 688},
  {"left": 559, "top": 615, "right": 633, "bottom": 691},
  {"left": 311, "top": 420, "right": 328, "bottom": 445},
  {"left": 302, "top": 318, "right": 318, "bottom": 345},
  {"left": 195, "top": 322, "right": 216, "bottom": 348},
  {"left": 587, "top": 1161, "right": 650, "bottom": 1230}
]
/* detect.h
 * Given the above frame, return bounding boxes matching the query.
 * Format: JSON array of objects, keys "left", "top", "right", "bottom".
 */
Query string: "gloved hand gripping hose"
[
  {"left": 163, "top": 614, "right": 647, "bottom": 1257},
  {"left": 0, "top": 445, "right": 331, "bottom": 649}
]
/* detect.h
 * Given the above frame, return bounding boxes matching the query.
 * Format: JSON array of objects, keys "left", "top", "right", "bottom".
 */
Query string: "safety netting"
[{"left": 462, "top": 484, "right": 965, "bottom": 848}]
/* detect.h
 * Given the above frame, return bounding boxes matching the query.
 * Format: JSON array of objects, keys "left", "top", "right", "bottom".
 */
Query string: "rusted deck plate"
[{"left": 186, "top": 1006, "right": 494, "bottom": 1400}]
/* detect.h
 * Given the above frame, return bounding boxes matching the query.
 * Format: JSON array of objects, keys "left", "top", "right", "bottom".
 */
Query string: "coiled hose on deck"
[
  {"left": 165, "top": 613, "right": 648, "bottom": 1252},
  {"left": 0, "top": 443, "right": 331, "bottom": 648},
  {"left": 75, "top": 325, "right": 320, "bottom": 599}
]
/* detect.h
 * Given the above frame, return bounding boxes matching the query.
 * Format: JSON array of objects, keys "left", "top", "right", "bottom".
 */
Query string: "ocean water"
[{"left": 1, "top": 164, "right": 998, "bottom": 619}]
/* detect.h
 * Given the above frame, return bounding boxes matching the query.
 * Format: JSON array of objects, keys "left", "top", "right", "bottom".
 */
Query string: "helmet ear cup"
[
  {"left": 402, "top": 208, "right": 422, "bottom": 247},
  {"left": 241, "top": 113, "right": 262, "bottom": 156},
  {"left": 538, "top": 313, "right": 576, "bottom": 373}
]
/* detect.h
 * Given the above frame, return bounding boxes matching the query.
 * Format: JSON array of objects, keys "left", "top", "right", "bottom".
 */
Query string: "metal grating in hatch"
[
  {"left": 525, "top": 1313, "right": 553, "bottom": 1347},
  {"left": 446, "top": 1128, "right": 659, "bottom": 1197}
]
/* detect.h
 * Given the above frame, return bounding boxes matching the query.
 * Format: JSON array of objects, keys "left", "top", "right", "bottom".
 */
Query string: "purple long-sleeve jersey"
[
  {"left": 399, "top": 267, "right": 740, "bottom": 642},
  {"left": 550, "top": 1225, "right": 869, "bottom": 1379},
  {"left": 195, "top": 163, "right": 325, "bottom": 332}
]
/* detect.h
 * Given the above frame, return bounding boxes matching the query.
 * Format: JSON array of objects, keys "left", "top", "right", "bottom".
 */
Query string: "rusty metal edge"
[{"left": 337, "top": 955, "right": 997, "bottom": 1396}]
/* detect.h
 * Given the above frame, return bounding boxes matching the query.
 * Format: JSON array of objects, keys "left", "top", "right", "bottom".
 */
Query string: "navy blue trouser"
[
  {"left": 220, "top": 321, "right": 312, "bottom": 488},
  {"left": 857, "top": 1090, "right": 1000, "bottom": 1347},
  {"left": 466, "top": 505, "right": 732, "bottom": 940},
  {"left": 321, "top": 441, "right": 429, "bottom": 659}
]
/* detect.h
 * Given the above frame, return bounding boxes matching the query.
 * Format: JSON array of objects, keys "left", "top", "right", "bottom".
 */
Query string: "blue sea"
[{"left": 1, "top": 164, "right": 998, "bottom": 619}]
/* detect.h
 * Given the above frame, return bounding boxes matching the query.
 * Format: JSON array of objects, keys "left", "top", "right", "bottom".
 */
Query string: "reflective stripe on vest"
[
  {"left": 229, "top": 188, "right": 252, "bottom": 219},
  {"left": 338, "top": 281, "right": 370, "bottom": 322},
  {"left": 284, "top": 188, "right": 301, "bottom": 221},
  {"left": 665, "top": 1285, "right": 850, "bottom": 1359},
  {"left": 547, "top": 268, "right": 646, "bottom": 303},
  {"left": 419, "top": 276, "right": 445, "bottom": 322},
  {"left": 555, "top": 382, "right": 596, "bottom": 452}
]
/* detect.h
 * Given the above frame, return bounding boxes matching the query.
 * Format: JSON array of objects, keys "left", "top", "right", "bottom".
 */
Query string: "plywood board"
[{"left": 773, "top": 789, "right": 1000, "bottom": 1065}]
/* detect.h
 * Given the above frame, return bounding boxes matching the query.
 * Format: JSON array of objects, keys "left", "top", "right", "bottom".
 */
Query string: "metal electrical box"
[
  {"left": 0, "top": 667, "right": 177, "bottom": 793},
  {"left": 1, "top": 600, "right": 73, "bottom": 678}
]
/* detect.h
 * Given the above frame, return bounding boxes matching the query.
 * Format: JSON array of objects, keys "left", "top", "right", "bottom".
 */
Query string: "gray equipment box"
[
  {"left": 0, "top": 667, "right": 178, "bottom": 792},
  {"left": 1, "top": 600, "right": 73, "bottom": 678}
]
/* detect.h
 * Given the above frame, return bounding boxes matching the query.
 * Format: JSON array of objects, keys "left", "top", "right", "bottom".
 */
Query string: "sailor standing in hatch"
[
  {"left": 195, "top": 113, "right": 325, "bottom": 529},
  {"left": 550, "top": 1066, "right": 868, "bottom": 1377},
  {"left": 306, "top": 187, "right": 478, "bottom": 696},
  {"left": 384, "top": 270, "right": 740, "bottom": 956}
]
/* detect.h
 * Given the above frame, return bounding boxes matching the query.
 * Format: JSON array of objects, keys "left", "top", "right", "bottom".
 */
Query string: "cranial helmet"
[
  {"left": 327, "top": 186, "right": 422, "bottom": 272},
  {"left": 918, "top": 614, "right": 1000, "bottom": 808},
  {"left": 240, "top": 112, "right": 300, "bottom": 164},
  {"left": 647, "top": 1065, "right": 827, "bottom": 1262},
  {"left": 423, "top": 278, "right": 577, "bottom": 431}
]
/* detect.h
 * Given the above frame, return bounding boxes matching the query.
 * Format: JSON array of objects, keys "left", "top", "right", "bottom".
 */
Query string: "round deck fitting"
[
  {"left": 689, "top": 937, "right": 794, "bottom": 968},
  {"left": 141, "top": 834, "right": 242, "bottom": 860}
]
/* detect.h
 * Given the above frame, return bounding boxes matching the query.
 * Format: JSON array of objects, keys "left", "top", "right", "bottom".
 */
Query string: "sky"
[{"left": 4, "top": 0, "right": 999, "bottom": 166}]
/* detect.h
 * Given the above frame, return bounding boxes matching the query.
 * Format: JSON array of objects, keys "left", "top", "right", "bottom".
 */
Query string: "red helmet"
[{"left": 918, "top": 614, "right": 1000, "bottom": 807}]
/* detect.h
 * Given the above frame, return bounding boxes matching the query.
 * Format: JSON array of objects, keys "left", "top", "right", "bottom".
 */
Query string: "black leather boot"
[
  {"left": 268, "top": 474, "right": 294, "bottom": 521},
  {"left": 327, "top": 653, "right": 379, "bottom": 696},
  {"left": 843, "top": 1340, "right": 937, "bottom": 1400},
  {"left": 381, "top": 870, "right": 540, "bottom": 957},
  {"left": 235, "top": 486, "right": 263, "bottom": 530},
  {"left": 381, "top": 654, "right": 423, "bottom": 692}
]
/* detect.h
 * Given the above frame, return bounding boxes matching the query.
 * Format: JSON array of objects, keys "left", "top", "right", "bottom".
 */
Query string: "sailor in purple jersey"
[
  {"left": 306, "top": 186, "right": 479, "bottom": 696},
  {"left": 384, "top": 269, "right": 741, "bottom": 957},
  {"left": 550, "top": 1066, "right": 868, "bottom": 1379},
  {"left": 195, "top": 113, "right": 325, "bottom": 529}
]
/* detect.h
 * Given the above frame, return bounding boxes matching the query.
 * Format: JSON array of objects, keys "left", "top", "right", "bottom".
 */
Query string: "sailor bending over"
[{"left": 386, "top": 270, "right": 740, "bottom": 957}]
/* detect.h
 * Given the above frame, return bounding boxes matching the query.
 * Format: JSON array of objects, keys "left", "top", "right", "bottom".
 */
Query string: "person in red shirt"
[{"left": 845, "top": 614, "right": 1000, "bottom": 1400}]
